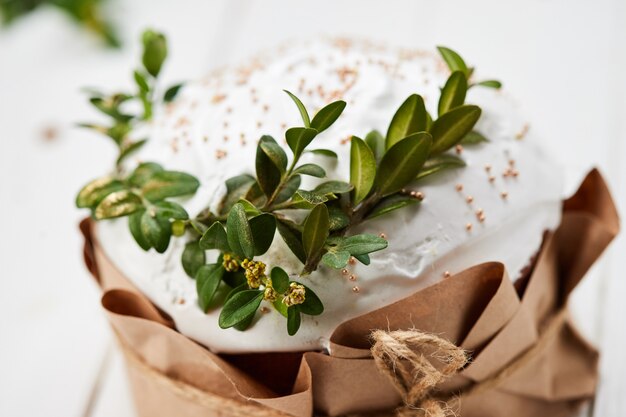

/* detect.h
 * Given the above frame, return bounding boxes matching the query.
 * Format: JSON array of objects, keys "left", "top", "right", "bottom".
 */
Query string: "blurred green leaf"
[
  {"left": 460, "top": 130, "right": 489, "bottom": 145},
  {"left": 181, "top": 241, "right": 206, "bottom": 278},
  {"left": 76, "top": 176, "right": 125, "bottom": 209},
  {"left": 219, "top": 290, "right": 263, "bottom": 329},
  {"left": 142, "top": 29, "right": 168, "bottom": 77},
  {"left": 437, "top": 46, "right": 469, "bottom": 77},
  {"left": 293, "top": 163, "right": 326, "bottom": 178},
  {"left": 196, "top": 264, "right": 224, "bottom": 312},
  {"left": 365, "top": 130, "right": 385, "bottom": 161},
  {"left": 367, "top": 194, "right": 420, "bottom": 219},
  {"left": 140, "top": 210, "right": 171, "bottom": 253},
  {"left": 417, "top": 154, "right": 466, "bottom": 180},
  {"left": 128, "top": 210, "right": 151, "bottom": 250},
  {"left": 94, "top": 190, "right": 143, "bottom": 219},
  {"left": 141, "top": 171, "right": 200, "bottom": 201}
]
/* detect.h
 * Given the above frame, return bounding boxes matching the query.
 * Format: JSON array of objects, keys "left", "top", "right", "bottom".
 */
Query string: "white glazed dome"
[{"left": 97, "top": 38, "right": 563, "bottom": 353}]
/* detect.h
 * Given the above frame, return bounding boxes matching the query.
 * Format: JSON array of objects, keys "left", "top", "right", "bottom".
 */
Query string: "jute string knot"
[
  {"left": 370, "top": 309, "right": 568, "bottom": 417},
  {"left": 371, "top": 330, "right": 469, "bottom": 417}
]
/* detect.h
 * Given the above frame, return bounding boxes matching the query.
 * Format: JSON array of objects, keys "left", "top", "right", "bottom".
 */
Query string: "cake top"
[{"left": 78, "top": 31, "right": 562, "bottom": 352}]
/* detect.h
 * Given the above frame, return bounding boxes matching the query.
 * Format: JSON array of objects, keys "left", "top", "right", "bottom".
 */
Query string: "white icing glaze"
[{"left": 96, "top": 39, "right": 563, "bottom": 353}]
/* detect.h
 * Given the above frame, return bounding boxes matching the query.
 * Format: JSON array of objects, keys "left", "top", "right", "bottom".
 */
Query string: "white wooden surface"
[{"left": 0, "top": 1, "right": 624, "bottom": 416}]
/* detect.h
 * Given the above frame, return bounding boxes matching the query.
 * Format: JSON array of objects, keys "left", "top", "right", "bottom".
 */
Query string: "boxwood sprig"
[
  {"left": 79, "top": 29, "right": 183, "bottom": 169},
  {"left": 76, "top": 34, "right": 498, "bottom": 336}
]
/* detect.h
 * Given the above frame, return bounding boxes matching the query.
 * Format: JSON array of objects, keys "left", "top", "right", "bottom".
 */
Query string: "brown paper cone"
[{"left": 80, "top": 169, "right": 619, "bottom": 417}]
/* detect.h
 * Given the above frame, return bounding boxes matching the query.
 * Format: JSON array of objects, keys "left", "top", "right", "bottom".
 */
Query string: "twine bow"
[{"left": 371, "top": 330, "right": 469, "bottom": 417}]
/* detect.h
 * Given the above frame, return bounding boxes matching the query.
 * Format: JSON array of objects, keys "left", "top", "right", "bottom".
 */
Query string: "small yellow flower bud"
[
  {"left": 242, "top": 259, "right": 266, "bottom": 289},
  {"left": 264, "top": 285, "right": 279, "bottom": 302},
  {"left": 283, "top": 282, "right": 306, "bottom": 307},
  {"left": 222, "top": 254, "right": 240, "bottom": 272},
  {"left": 171, "top": 220, "right": 186, "bottom": 237}
]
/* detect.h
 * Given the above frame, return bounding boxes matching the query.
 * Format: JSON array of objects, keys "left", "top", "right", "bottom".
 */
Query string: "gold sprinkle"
[
  {"left": 211, "top": 94, "right": 226, "bottom": 103},
  {"left": 476, "top": 208, "right": 484, "bottom": 215},
  {"left": 178, "top": 298, "right": 186, "bottom": 305},
  {"left": 478, "top": 213, "right": 486, "bottom": 223},
  {"left": 352, "top": 286, "right": 360, "bottom": 293},
  {"left": 226, "top": 107, "right": 233, "bottom": 114},
  {"left": 341, "top": 268, "right": 349, "bottom": 276},
  {"left": 485, "top": 164, "right": 492, "bottom": 172},
  {"left": 509, "top": 159, "right": 516, "bottom": 166},
  {"left": 512, "top": 169, "right": 519, "bottom": 177},
  {"left": 443, "top": 271, "right": 451, "bottom": 278},
  {"left": 256, "top": 121, "right": 263, "bottom": 128},
  {"left": 280, "top": 122, "right": 287, "bottom": 129},
  {"left": 223, "top": 121, "right": 229, "bottom": 128},
  {"left": 215, "top": 149, "right": 227, "bottom": 159},
  {"left": 501, "top": 191, "right": 509, "bottom": 199},
  {"left": 379, "top": 232, "right": 387, "bottom": 239},
  {"left": 466, "top": 222, "right": 473, "bottom": 231},
  {"left": 488, "top": 175, "right": 496, "bottom": 183},
  {"left": 41, "top": 125, "right": 59, "bottom": 142},
  {"left": 260, "top": 307, "right": 270, "bottom": 314},
  {"left": 349, "top": 274, "right": 357, "bottom": 282},
  {"left": 415, "top": 192, "right": 424, "bottom": 201},
  {"left": 262, "top": 104, "right": 270, "bottom": 112},
  {"left": 515, "top": 123, "right": 530, "bottom": 140},
  {"left": 203, "top": 136, "right": 209, "bottom": 143},
  {"left": 455, "top": 144, "right": 463, "bottom": 154},
  {"left": 455, "top": 184, "right": 464, "bottom": 192},
  {"left": 349, "top": 257, "right": 357, "bottom": 265},
  {"left": 465, "top": 195, "right": 474, "bottom": 204},
  {"left": 223, "top": 135, "right": 229, "bottom": 142}
]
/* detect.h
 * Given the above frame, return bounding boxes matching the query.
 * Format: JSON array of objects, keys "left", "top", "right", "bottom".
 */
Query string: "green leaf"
[
  {"left": 365, "top": 130, "right": 385, "bottom": 160},
  {"left": 223, "top": 270, "right": 246, "bottom": 288},
  {"left": 367, "top": 194, "right": 420, "bottom": 219},
  {"left": 127, "top": 162, "right": 164, "bottom": 187},
  {"left": 438, "top": 71, "right": 467, "bottom": 116},
  {"left": 293, "top": 163, "right": 325, "bottom": 178},
  {"left": 164, "top": 83, "right": 184, "bottom": 102},
  {"left": 140, "top": 210, "right": 171, "bottom": 253},
  {"left": 273, "top": 299, "right": 288, "bottom": 317},
  {"left": 196, "top": 264, "right": 223, "bottom": 312},
  {"left": 350, "top": 136, "right": 376, "bottom": 205},
  {"left": 375, "top": 132, "right": 432, "bottom": 197},
  {"left": 290, "top": 190, "right": 330, "bottom": 209},
  {"left": 299, "top": 285, "right": 324, "bottom": 316},
  {"left": 116, "top": 139, "right": 147, "bottom": 166},
  {"left": 219, "top": 290, "right": 263, "bottom": 329},
  {"left": 270, "top": 267, "right": 289, "bottom": 293},
  {"left": 310, "top": 100, "right": 346, "bottom": 133},
  {"left": 199, "top": 222, "right": 231, "bottom": 252},
  {"left": 284, "top": 90, "right": 310, "bottom": 127},
  {"left": 256, "top": 139, "right": 282, "bottom": 198},
  {"left": 338, "top": 234, "right": 388, "bottom": 255},
  {"left": 286, "top": 127, "right": 318, "bottom": 160},
  {"left": 460, "top": 130, "right": 489, "bottom": 145},
  {"left": 133, "top": 70, "right": 149, "bottom": 93},
  {"left": 237, "top": 199, "right": 261, "bottom": 216},
  {"left": 386, "top": 94, "right": 427, "bottom": 149},
  {"left": 226, "top": 203, "right": 255, "bottom": 259},
  {"left": 437, "top": 46, "right": 469, "bottom": 77},
  {"left": 287, "top": 306, "right": 301, "bottom": 336},
  {"left": 417, "top": 154, "right": 466, "bottom": 180},
  {"left": 141, "top": 171, "right": 200, "bottom": 201},
  {"left": 302, "top": 204, "right": 329, "bottom": 260},
  {"left": 225, "top": 282, "right": 248, "bottom": 301},
  {"left": 94, "top": 190, "right": 143, "bottom": 219},
  {"left": 181, "top": 241, "right": 206, "bottom": 278},
  {"left": 220, "top": 174, "right": 256, "bottom": 214},
  {"left": 153, "top": 200, "right": 188, "bottom": 220},
  {"left": 277, "top": 220, "right": 307, "bottom": 264},
  {"left": 275, "top": 175, "right": 301, "bottom": 204},
  {"left": 314, "top": 181, "right": 353, "bottom": 195},
  {"left": 308, "top": 149, "right": 338, "bottom": 158},
  {"left": 474, "top": 79, "right": 502, "bottom": 89},
  {"left": 354, "top": 254, "right": 370, "bottom": 265},
  {"left": 76, "top": 176, "right": 125, "bottom": 209},
  {"left": 89, "top": 95, "right": 133, "bottom": 122},
  {"left": 429, "top": 105, "right": 481, "bottom": 154},
  {"left": 128, "top": 210, "right": 151, "bottom": 250},
  {"left": 328, "top": 206, "right": 350, "bottom": 231},
  {"left": 321, "top": 250, "right": 350, "bottom": 269},
  {"left": 141, "top": 29, "right": 168, "bottom": 77},
  {"left": 249, "top": 213, "right": 276, "bottom": 256},
  {"left": 259, "top": 135, "right": 288, "bottom": 173}
]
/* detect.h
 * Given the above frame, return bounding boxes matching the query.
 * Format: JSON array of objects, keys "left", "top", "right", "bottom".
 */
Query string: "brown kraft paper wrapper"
[{"left": 80, "top": 169, "right": 619, "bottom": 417}]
